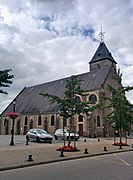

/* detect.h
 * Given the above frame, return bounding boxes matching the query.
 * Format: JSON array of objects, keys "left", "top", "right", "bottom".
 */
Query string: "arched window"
[
  {"left": 75, "top": 96, "right": 81, "bottom": 103},
  {"left": 4, "top": 118, "right": 8, "bottom": 127},
  {"left": 51, "top": 115, "right": 55, "bottom": 126},
  {"left": 97, "top": 115, "right": 101, "bottom": 127},
  {"left": 24, "top": 116, "right": 28, "bottom": 125},
  {"left": 78, "top": 114, "right": 83, "bottom": 122},
  {"left": 29, "top": 119, "right": 33, "bottom": 129},
  {"left": 44, "top": 117, "right": 48, "bottom": 131},
  {"left": 89, "top": 94, "right": 97, "bottom": 103},
  {"left": 38, "top": 115, "right": 42, "bottom": 126}
]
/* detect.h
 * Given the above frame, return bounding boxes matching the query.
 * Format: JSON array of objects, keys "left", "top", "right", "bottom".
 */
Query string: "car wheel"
[
  {"left": 36, "top": 137, "right": 40, "bottom": 143},
  {"left": 54, "top": 135, "right": 58, "bottom": 140},
  {"left": 49, "top": 141, "right": 52, "bottom": 144}
]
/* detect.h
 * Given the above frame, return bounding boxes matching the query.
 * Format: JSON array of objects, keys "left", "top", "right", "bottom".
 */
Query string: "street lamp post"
[{"left": 10, "top": 99, "right": 17, "bottom": 146}]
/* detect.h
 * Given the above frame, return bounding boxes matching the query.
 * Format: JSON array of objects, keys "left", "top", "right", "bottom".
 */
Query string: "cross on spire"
[{"left": 98, "top": 27, "right": 105, "bottom": 43}]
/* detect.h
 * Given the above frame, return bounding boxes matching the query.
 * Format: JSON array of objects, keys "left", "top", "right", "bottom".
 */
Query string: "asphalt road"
[
  {"left": 0, "top": 135, "right": 25, "bottom": 146},
  {"left": 0, "top": 135, "right": 64, "bottom": 146},
  {"left": 0, "top": 151, "right": 133, "bottom": 180},
  {"left": 0, "top": 135, "right": 98, "bottom": 146}
]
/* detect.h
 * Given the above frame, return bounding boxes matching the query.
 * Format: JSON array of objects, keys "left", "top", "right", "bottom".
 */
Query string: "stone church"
[{"left": 0, "top": 41, "right": 120, "bottom": 137}]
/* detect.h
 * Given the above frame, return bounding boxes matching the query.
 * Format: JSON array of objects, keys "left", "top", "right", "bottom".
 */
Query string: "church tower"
[
  {"left": 89, "top": 42, "right": 117, "bottom": 71},
  {"left": 89, "top": 28, "right": 117, "bottom": 71}
]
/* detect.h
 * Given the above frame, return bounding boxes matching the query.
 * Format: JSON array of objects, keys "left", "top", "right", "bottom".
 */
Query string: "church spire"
[
  {"left": 89, "top": 29, "right": 117, "bottom": 71},
  {"left": 89, "top": 42, "right": 116, "bottom": 64}
]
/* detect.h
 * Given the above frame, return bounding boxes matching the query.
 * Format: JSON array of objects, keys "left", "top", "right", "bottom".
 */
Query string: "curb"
[{"left": 0, "top": 149, "right": 133, "bottom": 172}]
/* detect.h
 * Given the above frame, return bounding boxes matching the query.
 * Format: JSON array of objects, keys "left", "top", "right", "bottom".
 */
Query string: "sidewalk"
[{"left": 0, "top": 137, "right": 133, "bottom": 171}]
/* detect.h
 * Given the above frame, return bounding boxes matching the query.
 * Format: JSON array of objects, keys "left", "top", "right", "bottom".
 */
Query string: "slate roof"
[
  {"left": 89, "top": 42, "right": 117, "bottom": 64},
  {"left": 1, "top": 65, "right": 111, "bottom": 116}
]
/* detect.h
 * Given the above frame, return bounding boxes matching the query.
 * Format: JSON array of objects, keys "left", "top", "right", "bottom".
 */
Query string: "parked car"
[
  {"left": 26, "top": 129, "right": 53, "bottom": 143},
  {"left": 126, "top": 132, "right": 133, "bottom": 139},
  {"left": 54, "top": 128, "right": 80, "bottom": 141},
  {"left": 130, "top": 133, "right": 133, "bottom": 138}
]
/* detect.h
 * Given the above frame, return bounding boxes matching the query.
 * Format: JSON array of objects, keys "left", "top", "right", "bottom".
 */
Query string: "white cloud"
[{"left": 0, "top": 0, "right": 133, "bottom": 113}]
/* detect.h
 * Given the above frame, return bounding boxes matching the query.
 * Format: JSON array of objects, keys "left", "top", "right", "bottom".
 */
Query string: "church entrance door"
[{"left": 78, "top": 124, "right": 83, "bottom": 136}]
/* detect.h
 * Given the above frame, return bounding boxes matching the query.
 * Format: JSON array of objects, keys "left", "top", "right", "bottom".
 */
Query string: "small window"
[
  {"left": 38, "top": 115, "right": 42, "bottom": 126},
  {"left": 97, "top": 64, "right": 100, "bottom": 69},
  {"left": 97, "top": 115, "right": 101, "bottom": 127},
  {"left": 51, "top": 115, "right": 55, "bottom": 126},
  {"left": 89, "top": 94, "right": 97, "bottom": 103},
  {"left": 78, "top": 114, "right": 83, "bottom": 122},
  {"left": 24, "top": 116, "right": 28, "bottom": 126}
]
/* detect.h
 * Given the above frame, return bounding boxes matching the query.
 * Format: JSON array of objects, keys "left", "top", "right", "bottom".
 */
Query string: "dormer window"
[{"left": 97, "top": 64, "right": 100, "bottom": 69}]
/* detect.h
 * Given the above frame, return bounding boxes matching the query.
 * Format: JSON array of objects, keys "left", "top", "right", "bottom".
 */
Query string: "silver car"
[
  {"left": 54, "top": 129, "right": 80, "bottom": 141},
  {"left": 26, "top": 129, "right": 53, "bottom": 143},
  {"left": 130, "top": 133, "right": 133, "bottom": 138}
]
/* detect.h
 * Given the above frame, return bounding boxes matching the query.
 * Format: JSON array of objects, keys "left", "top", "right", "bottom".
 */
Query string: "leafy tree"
[
  {"left": 0, "top": 69, "right": 14, "bottom": 94},
  {"left": 104, "top": 69, "right": 133, "bottom": 147},
  {"left": 40, "top": 75, "right": 98, "bottom": 147}
]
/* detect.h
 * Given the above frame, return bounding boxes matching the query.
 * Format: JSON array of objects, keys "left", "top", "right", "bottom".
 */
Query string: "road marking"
[
  {"left": 113, "top": 154, "right": 130, "bottom": 166},
  {"left": 91, "top": 156, "right": 130, "bottom": 166}
]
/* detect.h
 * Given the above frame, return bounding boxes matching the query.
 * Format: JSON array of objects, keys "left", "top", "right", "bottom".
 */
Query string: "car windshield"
[
  {"left": 36, "top": 129, "right": 47, "bottom": 134},
  {"left": 58, "top": 129, "right": 69, "bottom": 133},
  {"left": 64, "top": 129, "right": 77, "bottom": 133}
]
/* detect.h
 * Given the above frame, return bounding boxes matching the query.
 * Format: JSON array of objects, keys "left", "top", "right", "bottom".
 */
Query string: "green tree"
[
  {"left": 104, "top": 69, "right": 133, "bottom": 147},
  {"left": 0, "top": 69, "right": 14, "bottom": 94},
  {"left": 40, "top": 75, "right": 98, "bottom": 147}
]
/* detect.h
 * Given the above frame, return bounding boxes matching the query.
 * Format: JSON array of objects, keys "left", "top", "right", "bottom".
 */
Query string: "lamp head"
[{"left": 13, "top": 98, "right": 17, "bottom": 105}]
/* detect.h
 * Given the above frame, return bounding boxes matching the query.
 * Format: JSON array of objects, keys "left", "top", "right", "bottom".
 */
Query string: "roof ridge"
[{"left": 27, "top": 66, "right": 111, "bottom": 89}]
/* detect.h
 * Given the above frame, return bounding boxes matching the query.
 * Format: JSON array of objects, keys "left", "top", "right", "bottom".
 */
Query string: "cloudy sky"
[{"left": 0, "top": 0, "right": 133, "bottom": 113}]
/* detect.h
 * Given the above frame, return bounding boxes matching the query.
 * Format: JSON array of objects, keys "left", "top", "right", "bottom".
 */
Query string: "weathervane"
[{"left": 98, "top": 26, "right": 105, "bottom": 43}]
